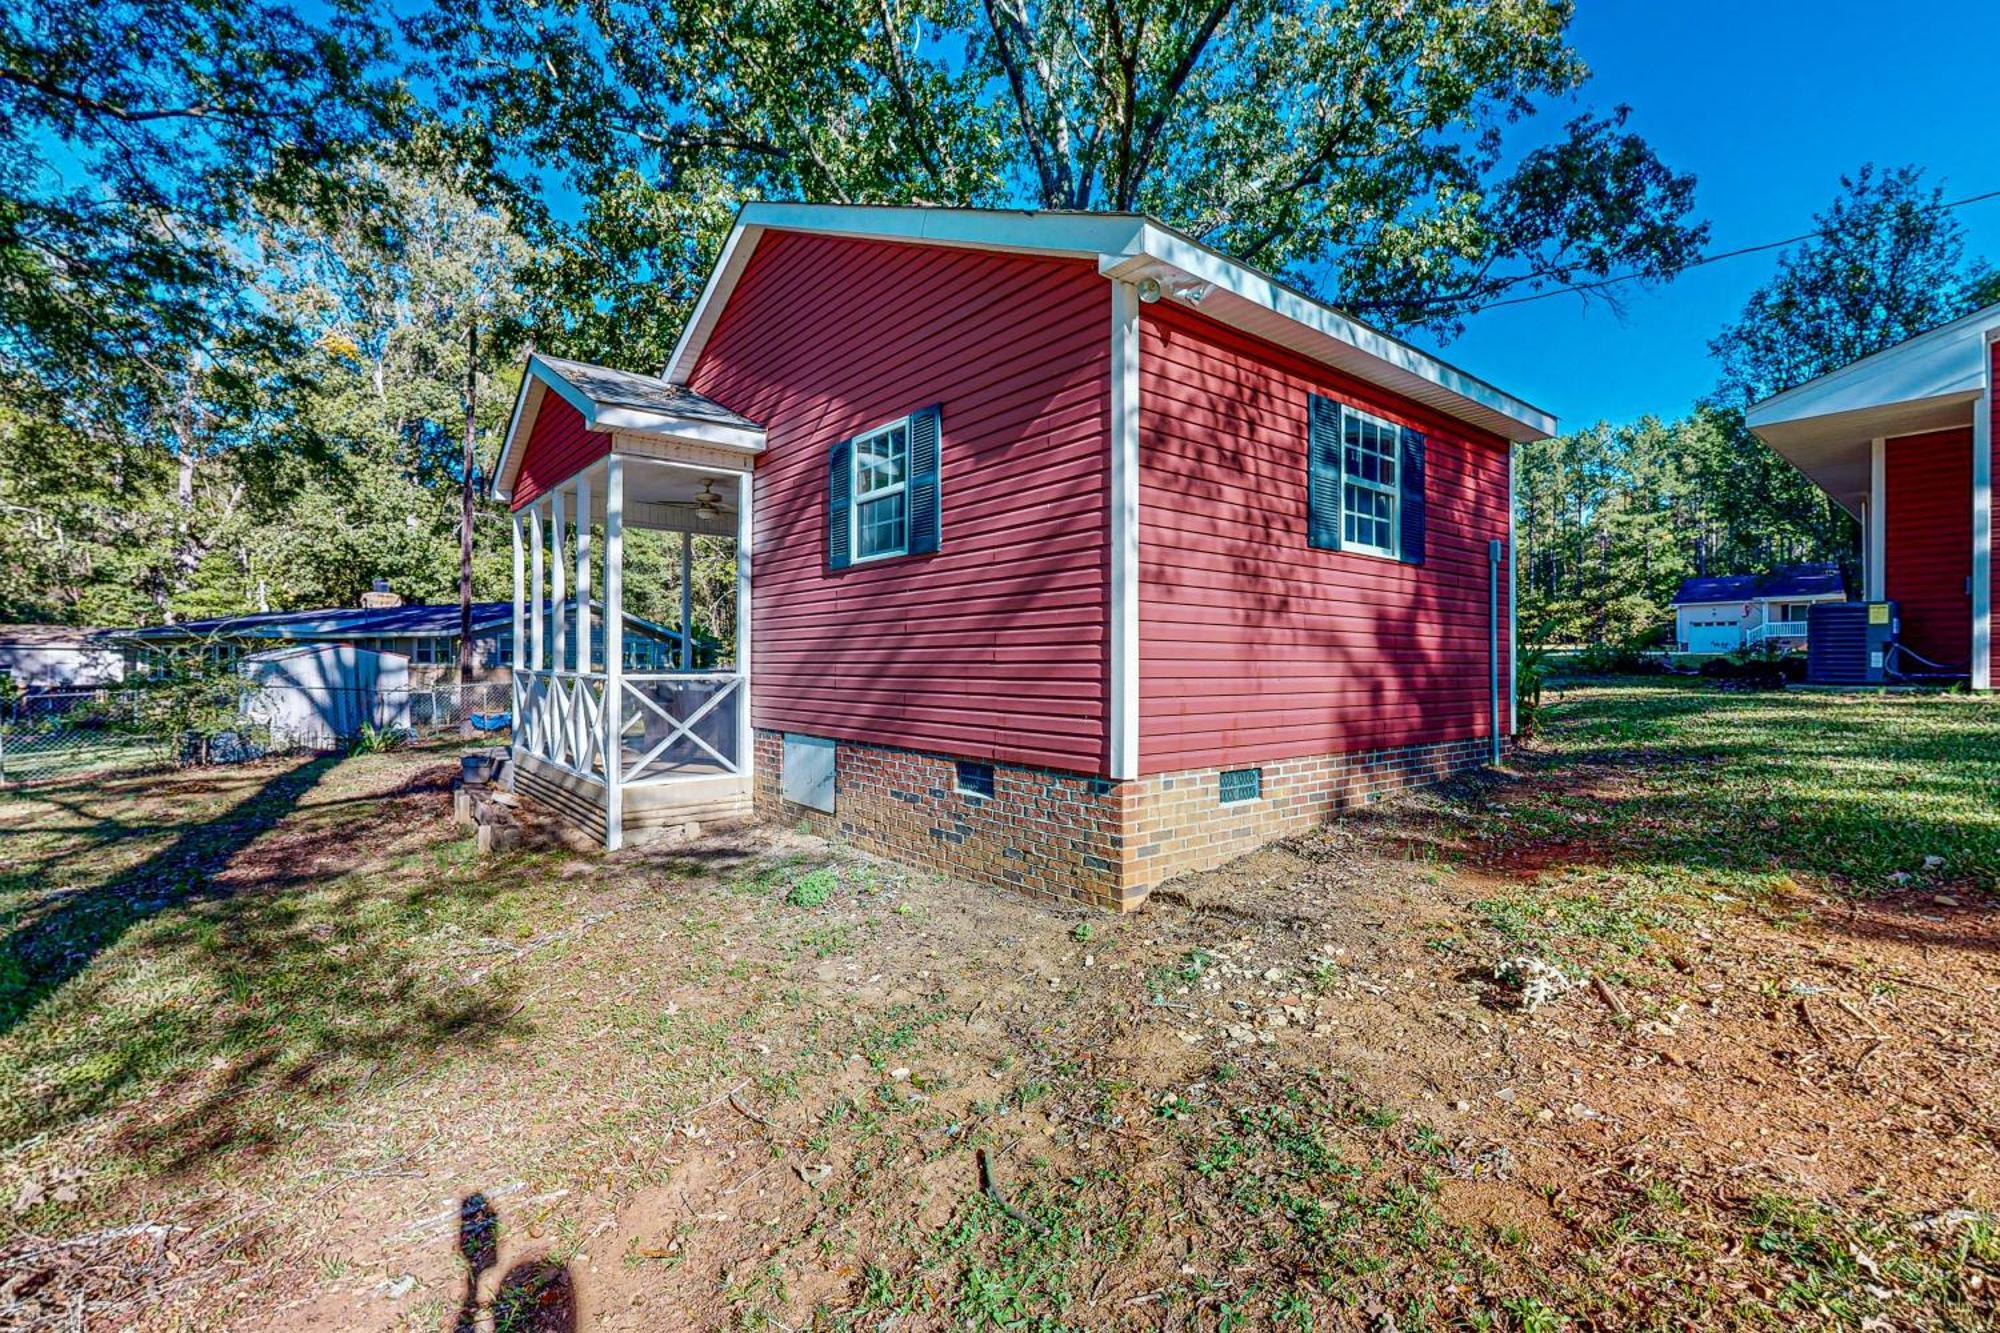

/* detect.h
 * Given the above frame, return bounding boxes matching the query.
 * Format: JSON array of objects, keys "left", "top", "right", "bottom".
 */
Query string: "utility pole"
[{"left": 457, "top": 320, "right": 478, "bottom": 736}]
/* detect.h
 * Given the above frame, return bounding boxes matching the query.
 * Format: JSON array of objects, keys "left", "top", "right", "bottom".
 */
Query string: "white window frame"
[
  {"left": 412, "top": 636, "right": 452, "bottom": 666},
  {"left": 1340, "top": 405, "right": 1402, "bottom": 560},
  {"left": 849, "top": 415, "right": 914, "bottom": 564}
]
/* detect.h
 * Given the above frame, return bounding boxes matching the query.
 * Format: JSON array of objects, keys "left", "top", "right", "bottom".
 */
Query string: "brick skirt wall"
[{"left": 754, "top": 730, "right": 1496, "bottom": 911}]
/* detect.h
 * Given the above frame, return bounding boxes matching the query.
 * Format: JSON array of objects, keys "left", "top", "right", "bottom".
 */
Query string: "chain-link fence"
[{"left": 0, "top": 682, "right": 514, "bottom": 785}]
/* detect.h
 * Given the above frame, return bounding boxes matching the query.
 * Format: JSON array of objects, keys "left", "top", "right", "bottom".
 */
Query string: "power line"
[{"left": 1466, "top": 186, "right": 2000, "bottom": 313}]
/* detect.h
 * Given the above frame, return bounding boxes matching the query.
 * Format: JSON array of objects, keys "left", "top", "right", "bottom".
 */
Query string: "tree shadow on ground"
[
  {"left": 0, "top": 753, "right": 341, "bottom": 1039},
  {"left": 0, "top": 754, "right": 535, "bottom": 1177}
]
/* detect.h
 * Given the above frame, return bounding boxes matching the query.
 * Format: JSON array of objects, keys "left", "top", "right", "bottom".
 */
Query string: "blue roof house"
[{"left": 1669, "top": 565, "right": 1847, "bottom": 655}]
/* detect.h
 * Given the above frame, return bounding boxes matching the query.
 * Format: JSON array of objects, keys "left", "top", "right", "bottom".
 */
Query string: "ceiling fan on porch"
[{"left": 694, "top": 479, "right": 723, "bottom": 519}]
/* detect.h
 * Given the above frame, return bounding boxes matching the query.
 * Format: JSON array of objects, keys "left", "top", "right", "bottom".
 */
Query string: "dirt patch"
[{"left": 4, "top": 730, "right": 1996, "bottom": 1331}]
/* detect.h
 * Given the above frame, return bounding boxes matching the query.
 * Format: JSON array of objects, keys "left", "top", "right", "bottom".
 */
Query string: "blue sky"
[{"left": 1427, "top": 0, "right": 2000, "bottom": 432}]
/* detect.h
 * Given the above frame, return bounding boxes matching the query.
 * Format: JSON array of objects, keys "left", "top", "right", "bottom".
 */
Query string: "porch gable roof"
[{"left": 492, "top": 353, "right": 766, "bottom": 505}]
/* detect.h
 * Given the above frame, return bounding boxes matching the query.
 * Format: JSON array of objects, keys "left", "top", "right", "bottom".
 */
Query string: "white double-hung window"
[
  {"left": 1341, "top": 407, "right": 1400, "bottom": 557},
  {"left": 851, "top": 419, "right": 911, "bottom": 561}
]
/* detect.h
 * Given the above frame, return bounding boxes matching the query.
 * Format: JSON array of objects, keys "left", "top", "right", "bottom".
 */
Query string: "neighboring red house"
[
  {"left": 491, "top": 205, "right": 1555, "bottom": 909},
  {"left": 1747, "top": 304, "right": 1995, "bottom": 687}
]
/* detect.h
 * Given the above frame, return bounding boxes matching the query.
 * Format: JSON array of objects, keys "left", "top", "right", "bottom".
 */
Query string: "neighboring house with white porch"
[{"left": 1670, "top": 565, "right": 1847, "bottom": 654}]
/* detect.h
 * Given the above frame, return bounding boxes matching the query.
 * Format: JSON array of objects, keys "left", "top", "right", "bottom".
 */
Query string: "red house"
[
  {"left": 491, "top": 206, "right": 1554, "bottom": 909},
  {"left": 1747, "top": 303, "right": 1995, "bottom": 688}
]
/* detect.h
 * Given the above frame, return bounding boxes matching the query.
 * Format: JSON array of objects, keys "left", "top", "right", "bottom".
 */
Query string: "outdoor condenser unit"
[{"left": 1805, "top": 601, "right": 1898, "bottom": 685}]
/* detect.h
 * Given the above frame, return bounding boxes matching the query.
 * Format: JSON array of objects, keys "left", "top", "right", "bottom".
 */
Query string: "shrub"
[{"left": 1574, "top": 641, "right": 1664, "bottom": 676}]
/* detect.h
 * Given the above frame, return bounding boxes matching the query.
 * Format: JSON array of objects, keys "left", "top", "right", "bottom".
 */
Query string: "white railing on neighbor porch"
[{"left": 1744, "top": 621, "right": 1809, "bottom": 648}]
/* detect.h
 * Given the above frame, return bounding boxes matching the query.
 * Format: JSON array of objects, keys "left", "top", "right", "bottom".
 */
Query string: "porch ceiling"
[
  {"left": 556, "top": 454, "right": 740, "bottom": 538},
  {"left": 1756, "top": 394, "right": 1977, "bottom": 518}
]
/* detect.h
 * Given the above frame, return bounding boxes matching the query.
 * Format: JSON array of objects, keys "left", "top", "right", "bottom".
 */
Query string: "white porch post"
[
  {"left": 736, "top": 469, "right": 753, "bottom": 779},
  {"left": 510, "top": 510, "right": 525, "bottom": 751},
  {"left": 551, "top": 487, "right": 568, "bottom": 676},
  {"left": 1973, "top": 336, "right": 1992, "bottom": 691},
  {"left": 604, "top": 455, "right": 625, "bottom": 848},
  {"left": 680, "top": 530, "right": 695, "bottom": 671},
  {"left": 573, "top": 472, "right": 593, "bottom": 769},
  {"left": 529, "top": 501, "right": 545, "bottom": 673},
  {"left": 1867, "top": 437, "right": 1887, "bottom": 602}
]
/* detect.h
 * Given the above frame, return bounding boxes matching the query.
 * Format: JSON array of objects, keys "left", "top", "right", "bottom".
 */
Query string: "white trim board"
[
  {"left": 663, "top": 204, "right": 1556, "bottom": 445},
  {"left": 1973, "top": 332, "right": 1993, "bottom": 691},
  {"left": 1107, "top": 279, "right": 1141, "bottom": 780}
]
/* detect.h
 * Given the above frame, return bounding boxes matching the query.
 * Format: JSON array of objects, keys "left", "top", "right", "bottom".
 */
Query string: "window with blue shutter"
[
  {"left": 830, "top": 406, "right": 943, "bottom": 568},
  {"left": 826, "top": 436, "right": 853, "bottom": 570},
  {"left": 1306, "top": 393, "right": 1343, "bottom": 550},
  {"left": 1306, "top": 395, "right": 1427, "bottom": 567}
]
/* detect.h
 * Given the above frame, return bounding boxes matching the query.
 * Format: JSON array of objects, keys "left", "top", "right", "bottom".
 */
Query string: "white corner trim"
[
  {"left": 1973, "top": 334, "right": 1993, "bottom": 691},
  {"left": 1109, "top": 280, "right": 1142, "bottom": 781},
  {"left": 1868, "top": 438, "right": 1887, "bottom": 602}
]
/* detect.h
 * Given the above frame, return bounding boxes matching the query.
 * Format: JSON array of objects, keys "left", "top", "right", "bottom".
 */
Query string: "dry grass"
[{"left": 0, "top": 684, "right": 1995, "bottom": 1331}]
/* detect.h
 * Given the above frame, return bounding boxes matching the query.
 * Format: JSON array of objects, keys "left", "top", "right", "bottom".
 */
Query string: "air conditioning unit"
[{"left": 1805, "top": 601, "right": 1897, "bottom": 685}]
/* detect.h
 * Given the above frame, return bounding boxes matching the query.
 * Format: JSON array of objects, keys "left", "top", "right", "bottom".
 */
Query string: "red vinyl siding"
[
  {"left": 1885, "top": 426, "right": 1972, "bottom": 668},
  {"left": 511, "top": 394, "right": 607, "bottom": 510},
  {"left": 688, "top": 232, "right": 1112, "bottom": 773},
  {"left": 1136, "top": 303, "right": 1513, "bottom": 775}
]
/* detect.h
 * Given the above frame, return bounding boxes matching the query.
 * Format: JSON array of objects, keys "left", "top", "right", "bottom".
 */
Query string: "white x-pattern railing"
[
  {"left": 619, "top": 673, "right": 743, "bottom": 786},
  {"left": 515, "top": 668, "right": 743, "bottom": 788}
]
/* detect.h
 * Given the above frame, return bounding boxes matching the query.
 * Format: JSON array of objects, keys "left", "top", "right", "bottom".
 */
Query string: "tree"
[
  {"left": 0, "top": 0, "right": 405, "bottom": 403},
  {"left": 1710, "top": 164, "right": 2000, "bottom": 407},
  {"left": 409, "top": 0, "right": 1706, "bottom": 346}
]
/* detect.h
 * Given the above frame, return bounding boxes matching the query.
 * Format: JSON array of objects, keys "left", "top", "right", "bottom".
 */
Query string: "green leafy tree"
[
  {"left": 410, "top": 0, "right": 1706, "bottom": 346},
  {"left": 0, "top": 0, "right": 406, "bottom": 401},
  {"left": 1710, "top": 164, "right": 2000, "bottom": 407}
]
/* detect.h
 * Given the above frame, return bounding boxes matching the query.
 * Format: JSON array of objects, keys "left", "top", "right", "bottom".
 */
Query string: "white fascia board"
[
  {"left": 492, "top": 367, "right": 544, "bottom": 503},
  {"left": 1120, "top": 224, "right": 1557, "bottom": 441},
  {"left": 1747, "top": 301, "right": 2000, "bottom": 428}
]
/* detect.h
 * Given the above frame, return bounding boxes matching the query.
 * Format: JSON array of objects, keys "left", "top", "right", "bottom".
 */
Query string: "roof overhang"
[
  {"left": 491, "top": 353, "right": 767, "bottom": 504},
  {"left": 664, "top": 203, "right": 1557, "bottom": 444},
  {"left": 1746, "top": 302, "right": 2000, "bottom": 515}
]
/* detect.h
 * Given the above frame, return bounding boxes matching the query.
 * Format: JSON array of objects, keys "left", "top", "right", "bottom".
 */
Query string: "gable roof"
[
  {"left": 663, "top": 204, "right": 1557, "bottom": 444},
  {"left": 1671, "top": 565, "right": 1846, "bottom": 606},
  {"left": 491, "top": 353, "right": 767, "bottom": 504}
]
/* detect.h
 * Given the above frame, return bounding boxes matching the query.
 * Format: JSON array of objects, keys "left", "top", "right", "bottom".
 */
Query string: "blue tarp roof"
[
  {"left": 120, "top": 601, "right": 679, "bottom": 641},
  {"left": 1671, "top": 564, "right": 1846, "bottom": 606}
]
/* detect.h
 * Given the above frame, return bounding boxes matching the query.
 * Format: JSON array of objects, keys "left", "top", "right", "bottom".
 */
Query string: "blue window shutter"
[
  {"left": 827, "top": 436, "right": 852, "bottom": 570},
  {"left": 1399, "top": 425, "right": 1427, "bottom": 565},
  {"left": 907, "top": 404, "right": 942, "bottom": 555},
  {"left": 1307, "top": 393, "right": 1343, "bottom": 550}
]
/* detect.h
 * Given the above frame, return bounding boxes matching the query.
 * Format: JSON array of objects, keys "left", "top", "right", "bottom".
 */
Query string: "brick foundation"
[{"left": 754, "top": 730, "right": 1496, "bottom": 911}]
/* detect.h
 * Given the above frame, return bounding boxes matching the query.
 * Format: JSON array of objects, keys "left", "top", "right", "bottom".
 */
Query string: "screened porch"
[{"left": 508, "top": 449, "right": 753, "bottom": 849}]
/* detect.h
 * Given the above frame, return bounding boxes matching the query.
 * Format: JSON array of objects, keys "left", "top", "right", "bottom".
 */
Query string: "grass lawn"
[{"left": 0, "top": 681, "right": 1994, "bottom": 1331}]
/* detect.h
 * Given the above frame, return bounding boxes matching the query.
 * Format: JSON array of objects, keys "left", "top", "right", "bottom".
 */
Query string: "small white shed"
[{"left": 238, "top": 644, "right": 410, "bottom": 748}]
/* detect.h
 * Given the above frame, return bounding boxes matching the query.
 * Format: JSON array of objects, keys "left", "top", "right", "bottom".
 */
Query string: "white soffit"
[{"left": 664, "top": 203, "right": 1557, "bottom": 443}]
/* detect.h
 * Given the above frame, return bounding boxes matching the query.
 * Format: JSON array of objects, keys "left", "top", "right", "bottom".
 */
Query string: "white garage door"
[{"left": 1686, "top": 620, "right": 1740, "bottom": 654}]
